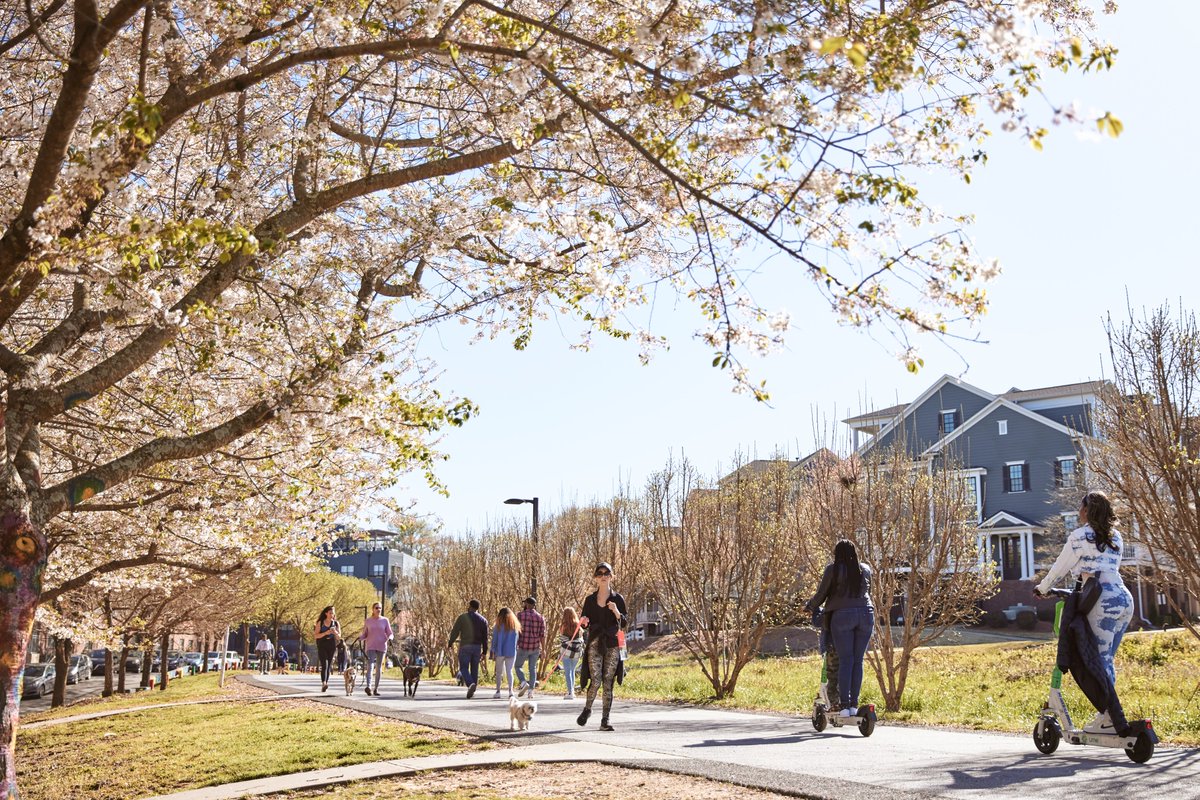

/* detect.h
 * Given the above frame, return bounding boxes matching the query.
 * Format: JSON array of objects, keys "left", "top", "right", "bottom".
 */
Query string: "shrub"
[
  {"left": 1016, "top": 610, "right": 1037, "bottom": 630},
  {"left": 985, "top": 610, "right": 1009, "bottom": 628}
]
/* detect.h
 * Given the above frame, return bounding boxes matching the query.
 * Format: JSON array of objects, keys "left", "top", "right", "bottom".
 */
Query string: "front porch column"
[{"left": 1021, "top": 531, "right": 1034, "bottom": 580}]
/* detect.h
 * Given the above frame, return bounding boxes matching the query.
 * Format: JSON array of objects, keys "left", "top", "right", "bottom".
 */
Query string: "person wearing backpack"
[{"left": 557, "top": 607, "right": 585, "bottom": 700}]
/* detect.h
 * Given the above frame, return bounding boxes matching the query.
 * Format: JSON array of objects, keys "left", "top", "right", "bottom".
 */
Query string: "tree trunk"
[
  {"left": 51, "top": 637, "right": 70, "bottom": 708},
  {"left": 139, "top": 648, "right": 152, "bottom": 688},
  {"left": 0, "top": 509, "right": 49, "bottom": 796},
  {"left": 159, "top": 632, "right": 169, "bottom": 691},
  {"left": 241, "top": 622, "right": 249, "bottom": 669},
  {"left": 201, "top": 632, "right": 209, "bottom": 673},
  {"left": 102, "top": 649, "right": 113, "bottom": 697},
  {"left": 117, "top": 642, "right": 129, "bottom": 692},
  {"left": 102, "top": 598, "right": 114, "bottom": 697}
]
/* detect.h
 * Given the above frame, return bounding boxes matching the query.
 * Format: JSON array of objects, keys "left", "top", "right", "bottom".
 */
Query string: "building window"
[
  {"left": 1056, "top": 457, "right": 1077, "bottom": 489},
  {"left": 963, "top": 476, "right": 981, "bottom": 522},
  {"left": 339, "top": 565, "right": 355, "bottom": 577},
  {"left": 1004, "top": 462, "right": 1028, "bottom": 493},
  {"left": 941, "top": 409, "right": 959, "bottom": 434},
  {"left": 998, "top": 420, "right": 1008, "bottom": 436},
  {"left": 371, "top": 562, "right": 385, "bottom": 576}
]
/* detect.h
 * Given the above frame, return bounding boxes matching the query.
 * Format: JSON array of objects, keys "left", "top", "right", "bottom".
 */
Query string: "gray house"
[
  {"left": 320, "top": 528, "right": 421, "bottom": 610},
  {"left": 845, "top": 375, "right": 1099, "bottom": 585}
]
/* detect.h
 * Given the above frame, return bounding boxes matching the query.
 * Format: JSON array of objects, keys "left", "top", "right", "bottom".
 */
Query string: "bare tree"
[
  {"left": 642, "top": 454, "right": 810, "bottom": 699},
  {"left": 1087, "top": 305, "right": 1200, "bottom": 638},
  {"left": 805, "top": 442, "right": 996, "bottom": 712}
]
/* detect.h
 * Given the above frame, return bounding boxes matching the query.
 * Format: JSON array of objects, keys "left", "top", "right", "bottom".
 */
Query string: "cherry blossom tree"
[{"left": 0, "top": 0, "right": 1120, "bottom": 788}]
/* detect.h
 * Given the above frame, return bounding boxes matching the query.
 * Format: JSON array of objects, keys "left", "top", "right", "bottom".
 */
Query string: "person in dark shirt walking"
[
  {"left": 448, "top": 599, "right": 489, "bottom": 698},
  {"left": 577, "top": 561, "right": 626, "bottom": 731},
  {"left": 806, "top": 540, "right": 874, "bottom": 718}
]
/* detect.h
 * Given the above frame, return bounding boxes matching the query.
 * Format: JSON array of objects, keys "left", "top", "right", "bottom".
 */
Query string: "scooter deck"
[{"left": 1060, "top": 719, "right": 1157, "bottom": 749}]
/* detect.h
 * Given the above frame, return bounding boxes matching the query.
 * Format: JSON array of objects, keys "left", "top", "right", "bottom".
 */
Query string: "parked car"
[
  {"left": 66, "top": 654, "right": 91, "bottom": 684},
  {"left": 90, "top": 648, "right": 108, "bottom": 676},
  {"left": 225, "top": 651, "right": 242, "bottom": 669},
  {"left": 22, "top": 664, "right": 55, "bottom": 699},
  {"left": 182, "top": 652, "right": 204, "bottom": 672},
  {"left": 205, "top": 651, "right": 224, "bottom": 671}
]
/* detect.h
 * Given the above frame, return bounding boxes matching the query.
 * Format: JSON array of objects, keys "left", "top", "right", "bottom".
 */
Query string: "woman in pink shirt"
[{"left": 360, "top": 603, "right": 394, "bottom": 696}]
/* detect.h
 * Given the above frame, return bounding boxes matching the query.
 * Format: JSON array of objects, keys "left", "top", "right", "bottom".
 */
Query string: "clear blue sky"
[{"left": 397, "top": 3, "right": 1200, "bottom": 534}]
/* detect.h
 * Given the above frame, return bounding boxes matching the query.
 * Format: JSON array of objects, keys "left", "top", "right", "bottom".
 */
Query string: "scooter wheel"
[
  {"left": 858, "top": 714, "right": 875, "bottom": 737},
  {"left": 1033, "top": 718, "right": 1060, "bottom": 754},
  {"left": 812, "top": 708, "right": 827, "bottom": 732},
  {"left": 1126, "top": 732, "right": 1154, "bottom": 764}
]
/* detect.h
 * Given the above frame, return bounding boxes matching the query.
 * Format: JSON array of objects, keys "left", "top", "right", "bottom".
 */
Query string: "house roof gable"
[
  {"left": 856, "top": 374, "right": 995, "bottom": 456},
  {"left": 919, "top": 397, "right": 1081, "bottom": 457}
]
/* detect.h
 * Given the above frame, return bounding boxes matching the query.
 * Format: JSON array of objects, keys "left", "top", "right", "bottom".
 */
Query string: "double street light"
[{"left": 504, "top": 497, "right": 539, "bottom": 599}]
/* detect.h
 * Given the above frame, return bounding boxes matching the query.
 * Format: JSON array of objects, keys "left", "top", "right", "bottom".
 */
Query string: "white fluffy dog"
[{"left": 508, "top": 695, "right": 537, "bottom": 731}]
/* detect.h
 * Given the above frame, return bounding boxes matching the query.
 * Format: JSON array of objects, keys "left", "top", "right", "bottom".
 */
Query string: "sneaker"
[
  {"left": 840, "top": 708, "right": 855, "bottom": 718},
  {"left": 600, "top": 720, "right": 614, "bottom": 731},
  {"left": 577, "top": 708, "right": 591, "bottom": 726},
  {"left": 527, "top": 690, "right": 535, "bottom": 699},
  {"left": 563, "top": 694, "right": 575, "bottom": 700},
  {"left": 321, "top": 683, "right": 327, "bottom": 692},
  {"left": 493, "top": 690, "right": 502, "bottom": 699},
  {"left": 518, "top": 682, "right": 529, "bottom": 698},
  {"left": 1084, "top": 711, "right": 1114, "bottom": 733},
  {"left": 466, "top": 683, "right": 477, "bottom": 699}
]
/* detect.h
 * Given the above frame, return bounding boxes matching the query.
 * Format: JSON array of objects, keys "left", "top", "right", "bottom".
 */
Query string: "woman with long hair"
[
  {"left": 313, "top": 605, "right": 341, "bottom": 692},
  {"left": 577, "top": 562, "right": 627, "bottom": 731},
  {"left": 491, "top": 607, "right": 521, "bottom": 698},
  {"left": 1036, "top": 490, "right": 1134, "bottom": 732},
  {"left": 557, "top": 607, "right": 585, "bottom": 700},
  {"left": 806, "top": 540, "right": 874, "bottom": 718}
]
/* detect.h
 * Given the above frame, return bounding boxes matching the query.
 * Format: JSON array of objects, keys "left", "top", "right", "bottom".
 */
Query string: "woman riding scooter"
[
  {"left": 806, "top": 540, "right": 874, "bottom": 719},
  {"left": 1034, "top": 491, "right": 1134, "bottom": 733}
]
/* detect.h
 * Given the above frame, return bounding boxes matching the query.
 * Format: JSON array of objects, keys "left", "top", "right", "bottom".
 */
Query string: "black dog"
[{"left": 403, "top": 663, "right": 422, "bottom": 697}]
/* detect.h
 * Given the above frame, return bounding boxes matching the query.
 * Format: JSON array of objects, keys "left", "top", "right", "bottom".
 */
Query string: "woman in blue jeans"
[{"left": 806, "top": 540, "right": 874, "bottom": 717}]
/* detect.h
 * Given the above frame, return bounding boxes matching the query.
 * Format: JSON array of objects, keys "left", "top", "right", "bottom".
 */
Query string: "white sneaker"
[
  {"left": 493, "top": 690, "right": 501, "bottom": 699},
  {"left": 563, "top": 694, "right": 575, "bottom": 700},
  {"left": 1084, "top": 711, "right": 1114, "bottom": 733},
  {"left": 518, "top": 682, "right": 529, "bottom": 698},
  {"left": 840, "top": 707, "right": 855, "bottom": 718}
]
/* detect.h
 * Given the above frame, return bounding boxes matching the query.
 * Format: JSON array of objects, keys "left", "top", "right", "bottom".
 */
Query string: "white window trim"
[
  {"left": 1056, "top": 455, "right": 1078, "bottom": 488},
  {"left": 956, "top": 469, "right": 985, "bottom": 523},
  {"left": 998, "top": 419, "right": 1008, "bottom": 435},
  {"left": 1005, "top": 461, "right": 1027, "bottom": 493}
]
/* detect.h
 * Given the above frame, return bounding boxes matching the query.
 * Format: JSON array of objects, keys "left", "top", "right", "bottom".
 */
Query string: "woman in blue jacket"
[{"left": 491, "top": 607, "right": 520, "bottom": 698}]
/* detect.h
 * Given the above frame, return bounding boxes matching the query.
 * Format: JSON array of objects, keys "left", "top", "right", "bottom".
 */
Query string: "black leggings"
[{"left": 318, "top": 640, "right": 336, "bottom": 684}]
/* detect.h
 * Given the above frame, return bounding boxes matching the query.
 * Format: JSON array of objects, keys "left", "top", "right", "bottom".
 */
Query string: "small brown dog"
[
  {"left": 343, "top": 667, "right": 356, "bottom": 696},
  {"left": 402, "top": 664, "right": 421, "bottom": 697}
]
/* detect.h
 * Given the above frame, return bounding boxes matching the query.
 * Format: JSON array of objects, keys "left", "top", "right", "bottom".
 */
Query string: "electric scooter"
[
  {"left": 811, "top": 657, "right": 877, "bottom": 737},
  {"left": 1032, "top": 588, "right": 1157, "bottom": 763}
]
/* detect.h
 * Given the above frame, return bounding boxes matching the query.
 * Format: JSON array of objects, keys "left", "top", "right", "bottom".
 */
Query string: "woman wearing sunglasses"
[{"left": 577, "top": 562, "right": 627, "bottom": 731}]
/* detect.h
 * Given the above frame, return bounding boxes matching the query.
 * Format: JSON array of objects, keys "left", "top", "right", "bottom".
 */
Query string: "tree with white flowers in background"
[{"left": 0, "top": 0, "right": 1121, "bottom": 788}]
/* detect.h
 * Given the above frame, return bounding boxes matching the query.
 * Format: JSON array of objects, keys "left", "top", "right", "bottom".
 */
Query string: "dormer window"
[{"left": 940, "top": 409, "right": 960, "bottom": 434}]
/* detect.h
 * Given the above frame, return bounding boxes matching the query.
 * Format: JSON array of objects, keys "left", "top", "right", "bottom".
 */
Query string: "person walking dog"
[
  {"left": 314, "top": 606, "right": 342, "bottom": 692},
  {"left": 359, "top": 602, "right": 393, "bottom": 696}
]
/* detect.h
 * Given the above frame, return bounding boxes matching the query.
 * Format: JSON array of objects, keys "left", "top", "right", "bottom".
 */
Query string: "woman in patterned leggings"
[
  {"left": 576, "top": 562, "right": 626, "bottom": 732},
  {"left": 1036, "top": 491, "right": 1134, "bottom": 733}
]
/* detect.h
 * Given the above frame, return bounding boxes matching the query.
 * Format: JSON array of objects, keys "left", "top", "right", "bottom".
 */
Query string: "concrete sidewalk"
[{"left": 151, "top": 674, "right": 1200, "bottom": 800}]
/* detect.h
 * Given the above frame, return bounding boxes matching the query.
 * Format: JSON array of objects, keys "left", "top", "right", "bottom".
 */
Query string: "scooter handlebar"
[{"left": 1034, "top": 587, "right": 1072, "bottom": 598}]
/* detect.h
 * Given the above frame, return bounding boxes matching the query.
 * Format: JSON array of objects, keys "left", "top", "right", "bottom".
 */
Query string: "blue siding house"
[{"left": 845, "top": 376, "right": 1100, "bottom": 584}]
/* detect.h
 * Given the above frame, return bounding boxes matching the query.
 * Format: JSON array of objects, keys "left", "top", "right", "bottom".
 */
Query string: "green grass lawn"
[
  {"left": 21, "top": 671, "right": 255, "bottom": 724},
  {"left": 17, "top": 694, "right": 484, "bottom": 800},
  {"left": 543, "top": 630, "right": 1200, "bottom": 745}
]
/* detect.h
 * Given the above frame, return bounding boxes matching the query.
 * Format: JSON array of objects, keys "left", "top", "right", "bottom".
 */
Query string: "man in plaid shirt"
[{"left": 515, "top": 596, "right": 546, "bottom": 698}]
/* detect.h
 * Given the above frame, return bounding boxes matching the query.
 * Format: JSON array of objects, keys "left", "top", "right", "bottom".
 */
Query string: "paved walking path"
[{"left": 148, "top": 674, "right": 1200, "bottom": 800}]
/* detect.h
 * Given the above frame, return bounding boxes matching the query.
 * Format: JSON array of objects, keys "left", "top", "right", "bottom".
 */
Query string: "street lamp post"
[{"left": 504, "top": 497, "right": 539, "bottom": 599}]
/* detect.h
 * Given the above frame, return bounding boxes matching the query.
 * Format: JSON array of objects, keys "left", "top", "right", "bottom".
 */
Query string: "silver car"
[
  {"left": 22, "top": 663, "right": 55, "bottom": 699},
  {"left": 67, "top": 654, "right": 91, "bottom": 684}
]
